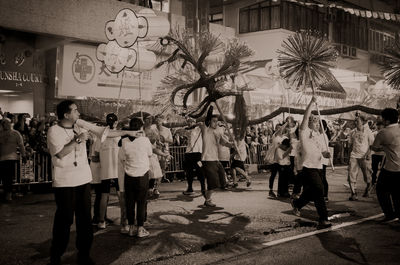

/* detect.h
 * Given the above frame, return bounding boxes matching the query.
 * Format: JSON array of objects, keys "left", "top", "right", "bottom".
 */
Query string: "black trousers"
[
  {"left": 293, "top": 167, "right": 328, "bottom": 222},
  {"left": 321, "top": 165, "right": 329, "bottom": 198},
  {"left": 124, "top": 173, "right": 149, "bottom": 226},
  {"left": 293, "top": 171, "right": 303, "bottom": 194},
  {"left": 50, "top": 183, "right": 93, "bottom": 261},
  {"left": 0, "top": 160, "right": 17, "bottom": 193},
  {"left": 183, "top": 152, "right": 205, "bottom": 193},
  {"left": 376, "top": 168, "right": 400, "bottom": 219},
  {"left": 92, "top": 183, "right": 102, "bottom": 223},
  {"left": 371, "top": 154, "right": 384, "bottom": 184},
  {"left": 278, "top": 165, "right": 290, "bottom": 195},
  {"left": 269, "top": 163, "right": 279, "bottom": 190}
]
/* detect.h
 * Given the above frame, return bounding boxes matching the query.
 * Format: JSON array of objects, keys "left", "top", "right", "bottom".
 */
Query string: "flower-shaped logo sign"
[
  {"left": 97, "top": 8, "right": 170, "bottom": 74},
  {"left": 105, "top": 8, "right": 148, "bottom": 48},
  {"left": 97, "top": 41, "right": 137, "bottom": 73}
]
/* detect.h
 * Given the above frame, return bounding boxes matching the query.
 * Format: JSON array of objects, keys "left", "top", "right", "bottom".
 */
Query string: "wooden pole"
[
  {"left": 307, "top": 67, "right": 335, "bottom": 171},
  {"left": 214, "top": 101, "right": 242, "bottom": 161}
]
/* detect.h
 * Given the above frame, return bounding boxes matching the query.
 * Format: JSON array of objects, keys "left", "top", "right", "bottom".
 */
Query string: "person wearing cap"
[
  {"left": 347, "top": 114, "right": 374, "bottom": 200},
  {"left": 290, "top": 96, "right": 332, "bottom": 229},
  {"left": 371, "top": 108, "right": 400, "bottom": 223}
]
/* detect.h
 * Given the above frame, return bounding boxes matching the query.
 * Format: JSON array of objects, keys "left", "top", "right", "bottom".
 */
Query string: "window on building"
[
  {"left": 239, "top": 0, "right": 328, "bottom": 35},
  {"left": 369, "top": 29, "right": 395, "bottom": 53},
  {"left": 209, "top": 13, "right": 223, "bottom": 24}
]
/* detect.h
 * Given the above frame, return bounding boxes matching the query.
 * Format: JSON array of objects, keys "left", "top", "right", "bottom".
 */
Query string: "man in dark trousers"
[
  {"left": 47, "top": 100, "right": 138, "bottom": 265},
  {"left": 371, "top": 108, "right": 400, "bottom": 223},
  {"left": 290, "top": 96, "right": 332, "bottom": 229}
]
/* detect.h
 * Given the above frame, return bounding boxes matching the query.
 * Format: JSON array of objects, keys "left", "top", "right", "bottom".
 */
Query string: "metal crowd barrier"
[
  {"left": 0, "top": 152, "right": 52, "bottom": 187},
  {"left": 1, "top": 142, "right": 348, "bottom": 188}
]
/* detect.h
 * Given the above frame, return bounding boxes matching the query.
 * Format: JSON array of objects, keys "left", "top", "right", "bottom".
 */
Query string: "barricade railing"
[
  {"left": 1, "top": 141, "right": 348, "bottom": 188},
  {"left": 0, "top": 152, "right": 52, "bottom": 187}
]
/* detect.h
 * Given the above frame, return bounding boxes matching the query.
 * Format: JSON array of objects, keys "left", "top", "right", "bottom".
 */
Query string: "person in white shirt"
[
  {"left": 371, "top": 121, "right": 385, "bottom": 186},
  {"left": 153, "top": 114, "right": 173, "bottom": 182},
  {"left": 347, "top": 115, "right": 374, "bottom": 200},
  {"left": 217, "top": 123, "right": 231, "bottom": 187},
  {"left": 97, "top": 113, "right": 121, "bottom": 229},
  {"left": 183, "top": 118, "right": 205, "bottom": 195},
  {"left": 231, "top": 135, "right": 251, "bottom": 188},
  {"left": 268, "top": 123, "right": 288, "bottom": 198},
  {"left": 371, "top": 108, "right": 400, "bottom": 223},
  {"left": 47, "top": 100, "right": 139, "bottom": 265},
  {"left": 200, "top": 106, "right": 233, "bottom": 207},
  {"left": 276, "top": 138, "right": 292, "bottom": 197},
  {"left": 290, "top": 96, "right": 332, "bottom": 229},
  {"left": 118, "top": 117, "right": 152, "bottom": 238}
]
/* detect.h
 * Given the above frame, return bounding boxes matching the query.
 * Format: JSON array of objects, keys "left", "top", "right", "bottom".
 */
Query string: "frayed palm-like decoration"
[
  {"left": 153, "top": 29, "right": 253, "bottom": 119},
  {"left": 277, "top": 31, "right": 338, "bottom": 90},
  {"left": 382, "top": 40, "right": 400, "bottom": 90}
]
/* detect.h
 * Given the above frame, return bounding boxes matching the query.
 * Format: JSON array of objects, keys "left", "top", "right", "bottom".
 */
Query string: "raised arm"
[{"left": 300, "top": 96, "right": 316, "bottom": 131}]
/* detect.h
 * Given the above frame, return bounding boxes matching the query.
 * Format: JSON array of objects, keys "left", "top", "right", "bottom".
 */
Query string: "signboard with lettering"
[
  {"left": 0, "top": 31, "right": 47, "bottom": 91},
  {"left": 57, "top": 43, "right": 165, "bottom": 101}
]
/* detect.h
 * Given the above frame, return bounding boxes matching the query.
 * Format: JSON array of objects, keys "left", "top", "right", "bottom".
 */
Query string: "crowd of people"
[{"left": 0, "top": 98, "right": 399, "bottom": 265}]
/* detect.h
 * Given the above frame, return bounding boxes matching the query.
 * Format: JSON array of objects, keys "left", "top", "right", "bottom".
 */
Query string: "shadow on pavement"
[{"left": 316, "top": 231, "right": 370, "bottom": 265}]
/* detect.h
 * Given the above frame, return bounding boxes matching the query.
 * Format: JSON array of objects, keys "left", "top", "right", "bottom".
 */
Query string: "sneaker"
[
  {"left": 120, "top": 224, "right": 130, "bottom": 234},
  {"left": 317, "top": 220, "right": 332, "bottom": 229},
  {"left": 204, "top": 200, "right": 216, "bottom": 207},
  {"left": 290, "top": 198, "right": 301, "bottom": 217},
  {"left": 246, "top": 181, "right": 252, "bottom": 187},
  {"left": 97, "top": 221, "right": 106, "bottom": 229},
  {"left": 362, "top": 187, "right": 370, "bottom": 198},
  {"left": 128, "top": 225, "right": 137, "bottom": 237},
  {"left": 137, "top": 226, "right": 150, "bottom": 238},
  {"left": 183, "top": 190, "right": 195, "bottom": 196},
  {"left": 349, "top": 193, "right": 358, "bottom": 201},
  {"left": 153, "top": 189, "right": 160, "bottom": 196},
  {"left": 269, "top": 190, "right": 277, "bottom": 198}
]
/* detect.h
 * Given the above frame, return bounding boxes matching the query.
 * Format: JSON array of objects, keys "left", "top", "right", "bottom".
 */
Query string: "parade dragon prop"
[{"left": 154, "top": 30, "right": 253, "bottom": 139}]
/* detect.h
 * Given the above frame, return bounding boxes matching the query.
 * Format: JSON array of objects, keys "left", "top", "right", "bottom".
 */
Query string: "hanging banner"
[{"left": 57, "top": 43, "right": 165, "bottom": 101}]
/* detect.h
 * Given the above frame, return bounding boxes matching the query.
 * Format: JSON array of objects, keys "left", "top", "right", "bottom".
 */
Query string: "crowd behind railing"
[{"left": 0, "top": 108, "right": 368, "bottom": 189}]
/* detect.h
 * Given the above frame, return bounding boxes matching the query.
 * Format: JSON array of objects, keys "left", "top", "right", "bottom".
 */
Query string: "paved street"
[{"left": 1, "top": 167, "right": 399, "bottom": 265}]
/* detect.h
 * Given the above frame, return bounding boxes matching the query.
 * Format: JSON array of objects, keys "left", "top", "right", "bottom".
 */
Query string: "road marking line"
[{"left": 262, "top": 213, "right": 384, "bottom": 247}]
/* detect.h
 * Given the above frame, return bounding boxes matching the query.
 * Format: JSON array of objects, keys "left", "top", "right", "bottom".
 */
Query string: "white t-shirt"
[
  {"left": 47, "top": 124, "right": 92, "bottom": 187},
  {"left": 276, "top": 147, "right": 290, "bottom": 166},
  {"left": 217, "top": 127, "right": 230, "bottom": 161},
  {"left": 201, "top": 127, "right": 222, "bottom": 161},
  {"left": 234, "top": 139, "right": 247, "bottom": 161},
  {"left": 119, "top": 136, "right": 152, "bottom": 177},
  {"left": 186, "top": 127, "right": 202, "bottom": 153},
  {"left": 99, "top": 136, "right": 120, "bottom": 180},
  {"left": 349, "top": 128, "right": 374, "bottom": 158},
  {"left": 372, "top": 123, "right": 400, "bottom": 172},
  {"left": 371, "top": 130, "right": 385, "bottom": 156},
  {"left": 300, "top": 127, "right": 327, "bottom": 169}
]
